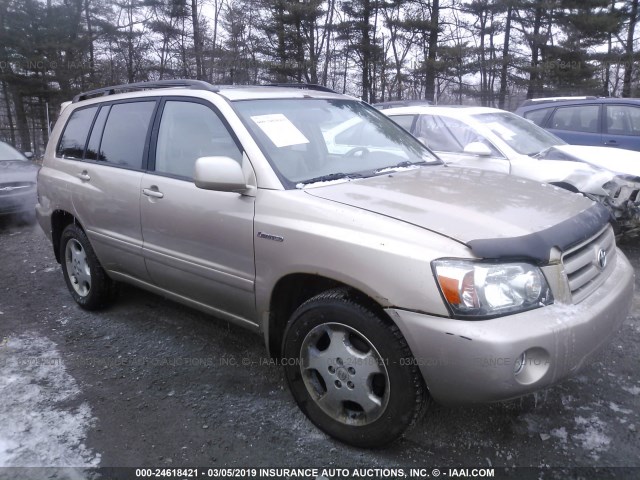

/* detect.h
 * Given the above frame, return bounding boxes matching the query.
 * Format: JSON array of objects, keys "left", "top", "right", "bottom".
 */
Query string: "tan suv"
[{"left": 37, "top": 80, "right": 634, "bottom": 447}]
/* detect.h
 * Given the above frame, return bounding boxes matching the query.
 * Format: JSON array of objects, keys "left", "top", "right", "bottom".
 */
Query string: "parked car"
[
  {"left": 37, "top": 80, "right": 633, "bottom": 447},
  {"left": 515, "top": 97, "right": 640, "bottom": 151},
  {"left": 0, "top": 140, "right": 38, "bottom": 223},
  {"left": 383, "top": 105, "right": 640, "bottom": 236}
]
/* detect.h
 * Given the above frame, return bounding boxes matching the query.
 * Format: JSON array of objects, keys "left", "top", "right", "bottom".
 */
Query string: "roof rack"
[
  {"left": 73, "top": 79, "right": 218, "bottom": 103},
  {"left": 519, "top": 96, "right": 599, "bottom": 107},
  {"left": 265, "top": 83, "right": 337, "bottom": 93}
]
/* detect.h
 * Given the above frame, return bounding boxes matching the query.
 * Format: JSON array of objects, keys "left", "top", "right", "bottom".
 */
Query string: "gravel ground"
[{"left": 0, "top": 217, "right": 639, "bottom": 478}]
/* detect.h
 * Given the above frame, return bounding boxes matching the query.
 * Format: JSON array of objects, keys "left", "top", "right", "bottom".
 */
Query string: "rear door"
[
  {"left": 57, "top": 100, "right": 157, "bottom": 281},
  {"left": 140, "top": 98, "right": 257, "bottom": 324}
]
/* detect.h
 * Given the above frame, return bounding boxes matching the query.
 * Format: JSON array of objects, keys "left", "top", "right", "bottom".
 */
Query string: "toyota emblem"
[{"left": 597, "top": 249, "right": 607, "bottom": 269}]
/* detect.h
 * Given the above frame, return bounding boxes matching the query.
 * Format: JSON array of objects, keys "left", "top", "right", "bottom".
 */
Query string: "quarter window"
[
  {"left": 56, "top": 107, "right": 98, "bottom": 159},
  {"left": 99, "top": 101, "right": 156, "bottom": 169},
  {"left": 154, "top": 101, "right": 242, "bottom": 179},
  {"left": 389, "top": 115, "right": 416, "bottom": 132},
  {"left": 523, "top": 107, "right": 553, "bottom": 127},
  {"left": 549, "top": 105, "right": 600, "bottom": 133}
]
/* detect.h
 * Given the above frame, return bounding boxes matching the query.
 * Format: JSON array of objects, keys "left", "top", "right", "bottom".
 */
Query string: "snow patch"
[
  {"left": 608, "top": 402, "right": 633, "bottom": 415},
  {"left": 572, "top": 415, "right": 611, "bottom": 458},
  {"left": 0, "top": 333, "right": 100, "bottom": 467},
  {"left": 622, "top": 385, "right": 640, "bottom": 396},
  {"left": 550, "top": 427, "right": 568, "bottom": 443}
]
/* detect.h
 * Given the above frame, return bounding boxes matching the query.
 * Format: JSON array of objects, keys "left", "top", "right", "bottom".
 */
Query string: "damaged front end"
[{"left": 591, "top": 176, "right": 640, "bottom": 238}]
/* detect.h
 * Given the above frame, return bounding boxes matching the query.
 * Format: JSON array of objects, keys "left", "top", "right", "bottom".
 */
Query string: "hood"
[
  {"left": 552, "top": 145, "right": 640, "bottom": 177},
  {"left": 0, "top": 160, "right": 39, "bottom": 183},
  {"left": 304, "top": 166, "right": 607, "bottom": 261}
]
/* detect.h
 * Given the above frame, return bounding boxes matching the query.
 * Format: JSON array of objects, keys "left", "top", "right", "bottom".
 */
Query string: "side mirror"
[
  {"left": 194, "top": 156, "right": 247, "bottom": 192},
  {"left": 463, "top": 142, "right": 492, "bottom": 157},
  {"left": 23, "top": 151, "right": 34, "bottom": 159}
]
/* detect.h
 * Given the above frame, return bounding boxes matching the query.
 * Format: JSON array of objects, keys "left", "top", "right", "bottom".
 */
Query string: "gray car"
[
  {"left": 0, "top": 141, "right": 38, "bottom": 223},
  {"left": 36, "top": 80, "right": 634, "bottom": 447}
]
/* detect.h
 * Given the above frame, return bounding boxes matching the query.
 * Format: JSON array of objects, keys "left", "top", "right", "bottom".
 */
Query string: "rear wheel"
[
  {"left": 60, "top": 223, "right": 117, "bottom": 310},
  {"left": 282, "top": 289, "right": 427, "bottom": 447}
]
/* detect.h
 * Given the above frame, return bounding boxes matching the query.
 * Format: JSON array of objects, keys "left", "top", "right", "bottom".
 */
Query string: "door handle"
[
  {"left": 77, "top": 171, "right": 91, "bottom": 181},
  {"left": 605, "top": 140, "right": 618, "bottom": 145},
  {"left": 142, "top": 187, "right": 164, "bottom": 199}
]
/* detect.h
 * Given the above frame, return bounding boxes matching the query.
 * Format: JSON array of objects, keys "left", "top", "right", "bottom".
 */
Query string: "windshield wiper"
[
  {"left": 297, "top": 172, "right": 363, "bottom": 186},
  {"left": 374, "top": 160, "right": 431, "bottom": 174}
]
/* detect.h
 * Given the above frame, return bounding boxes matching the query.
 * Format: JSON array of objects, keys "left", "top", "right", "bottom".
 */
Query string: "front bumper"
[
  {"left": 0, "top": 187, "right": 36, "bottom": 216},
  {"left": 386, "top": 249, "right": 634, "bottom": 405}
]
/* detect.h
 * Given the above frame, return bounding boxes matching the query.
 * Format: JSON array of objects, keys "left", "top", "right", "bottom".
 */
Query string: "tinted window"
[
  {"left": 155, "top": 101, "right": 242, "bottom": 178},
  {"left": 390, "top": 115, "right": 416, "bottom": 132},
  {"left": 606, "top": 105, "right": 640, "bottom": 136},
  {"left": 57, "top": 107, "right": 98, "bottom": 159},
  {"left": 99, "top": 102, "right": 156, "bottom": 169},
  {"left": 523, "top": 107, "right": 552, "bottom": 126},
  {"left": 85, "top": 106, "right": 110, "bottom": 161},
  {"left": 549, "top": 105, "right": 599, "bottom": 133}
]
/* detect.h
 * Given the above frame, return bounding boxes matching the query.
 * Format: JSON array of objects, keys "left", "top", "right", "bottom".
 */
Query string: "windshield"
[
  {"left": 0, "top": 142, "right": 27, "bottom": 161},
  {"left": 471, "top": 111, "right": 566, "bottom": 156},
  {"left": 233, "top": 98, "right": 440, "bottom": 188}
]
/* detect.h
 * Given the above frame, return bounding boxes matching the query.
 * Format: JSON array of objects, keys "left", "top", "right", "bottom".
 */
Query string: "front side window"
[
  {"left": 154, "top": 101, "right": 242, "bottom": 179},
  {"left": 98, "top": 102, "right": 156, "bottom": 169},
  {"left": 472, "top": 111, "right": 565, "bottom": 156},
  {"left": 233, "top": 99, "right": 439, "bottom": 187},
  {"left": 605, "top": 105, "right": 640, "bottom": 136},
  {"left": 549, "top": 105, "right": 600, "bottom": 133},
  {"left": 56, "top": 107, "right": 98, "bottom": 159}
]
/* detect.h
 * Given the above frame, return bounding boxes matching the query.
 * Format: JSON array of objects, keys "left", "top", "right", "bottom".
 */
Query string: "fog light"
[{"left": 514, "top": 352, "right": 526, "bottom": 375}]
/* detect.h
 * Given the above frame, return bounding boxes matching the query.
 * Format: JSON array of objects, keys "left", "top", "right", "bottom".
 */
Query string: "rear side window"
[
  {"left": 606, "top": 105, "right": 640, "bottom": 136},
  {"left": 56, "top": 107, "right": 98, "bottom": 159},
  {"left": 523, "top": 107, "right": 552, "bottom": 126},
  {"left": 85, "top": 106, "right": 110, "bottom": 161},
  {"left": 390, "top": 115, "right": 416, "bottom": 132},
  {"left": 549, "top": 105, "right": 600, "bottom": 133},
  {"left": 99, "top": 102, "right": 156, "bottom": 169}
]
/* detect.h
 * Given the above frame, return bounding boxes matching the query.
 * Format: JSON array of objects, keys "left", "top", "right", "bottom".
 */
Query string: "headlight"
[{"left": 432, "top": 259, "right": 553, "bottom": 319}]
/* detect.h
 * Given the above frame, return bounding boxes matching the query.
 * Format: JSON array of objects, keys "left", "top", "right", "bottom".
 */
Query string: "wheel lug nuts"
[
  {"left": 336, "top": 358, "right": 343, "bottom": 366},
  {"left": 347, "top": 381, "right": 354, "bottom": 389},
  {"left": 348, "top": 367, "right": 355, "bottom": 375},
  {"left": 328, "top": 366, "right": 335, "bottom": 374},
  {"left": 335, "top": 380, "right": 342, "bottom": 388}
]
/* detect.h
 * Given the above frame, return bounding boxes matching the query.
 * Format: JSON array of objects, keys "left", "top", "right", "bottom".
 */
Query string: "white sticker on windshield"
[
  {"left": 251, "top": 114, "right": 309, "bottom": 148},
  {"left": 487, "top": 122, "right": 515, "bottom": 140}
]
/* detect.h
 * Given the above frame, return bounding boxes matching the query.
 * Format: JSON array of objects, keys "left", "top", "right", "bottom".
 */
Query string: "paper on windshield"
[
  {"left": 251, "top": 114, "right": 309, "bottom": 148},
  {"left": 487, "top": 122, "right": 516, "bottom": 140}
]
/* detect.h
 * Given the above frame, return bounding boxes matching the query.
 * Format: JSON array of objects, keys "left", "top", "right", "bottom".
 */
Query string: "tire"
[
  {"left": 282, "top": 288, "right": 428, "bottom": 448},
  {"left": 59, "top": 223, "right": 117, "bottom": 310}
]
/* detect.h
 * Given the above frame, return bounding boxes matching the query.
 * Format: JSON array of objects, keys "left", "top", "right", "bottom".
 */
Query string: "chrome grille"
[{"left": 562, "top": 225, "right": 616, "bottom": 303}]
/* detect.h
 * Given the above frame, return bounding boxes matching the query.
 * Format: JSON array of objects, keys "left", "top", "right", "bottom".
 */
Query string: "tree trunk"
[
  {"left": 424, "top": 0, "right": 440, "bottom": 102},
  {"left": 191, "top": 0, "right": 203, "bottom": 80},
  {"left": 498, "top": 4, "right": 512, "bottom": 109},
  {"left": 622, "top": 0, "right": 638, "bottom": 97}
]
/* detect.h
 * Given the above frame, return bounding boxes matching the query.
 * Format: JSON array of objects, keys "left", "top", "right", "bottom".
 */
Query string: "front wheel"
[
  {"left": 282, "top": 289, "right": 428, "bottom": 447},
  {"left": 60, "top": 223, "right": 117, "bottom": 310}
]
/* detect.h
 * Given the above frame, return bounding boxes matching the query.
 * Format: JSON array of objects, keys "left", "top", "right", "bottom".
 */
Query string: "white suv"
[{"left": 36, "top": 81, "right": 634, "bottom": 447}]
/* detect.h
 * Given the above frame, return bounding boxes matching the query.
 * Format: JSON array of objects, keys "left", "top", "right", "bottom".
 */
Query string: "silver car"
[
  {"left": 36, "top": 81, "right": 634, "bottom": 447},
  {"left": 0, "top": 141, "right": 38, "bottom": 223}
]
